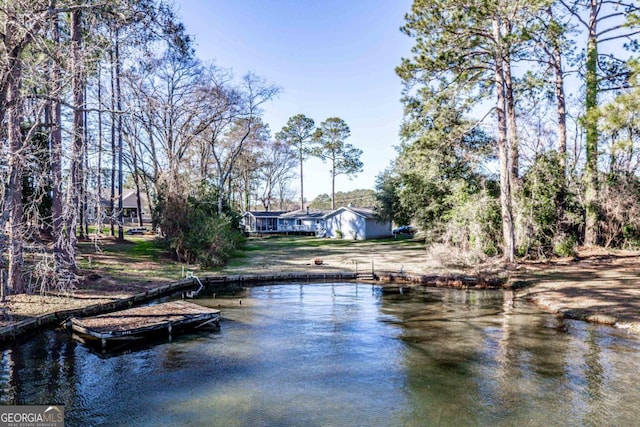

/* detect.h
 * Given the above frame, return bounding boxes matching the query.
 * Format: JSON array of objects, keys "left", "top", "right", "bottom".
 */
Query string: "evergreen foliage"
[
  {"left": 313, "top": 117, "right": 363, "bottom": 209},
  {"left": 386, "top": 0, "right": 640, "bottom": 261},
  {"left": 374, "top": 168, "right": 411, "bottom": 226},
  {"left": 441, "top": 184, "right": 501, "bottom": 257},
  {"left": 153, "top": 186, "right": 244, "bottom": 267},
  {"left": 309, "top": 189, "right": 376, "bottom": 210},
  {"left": 275, "top": 114, "right": 317, "bottom": 210},
  {"left": 379, "top": 95, "right": 496, "bottom": 251},
  {"left": 517, "top": 151, "right": 581, "bottom": 257}
]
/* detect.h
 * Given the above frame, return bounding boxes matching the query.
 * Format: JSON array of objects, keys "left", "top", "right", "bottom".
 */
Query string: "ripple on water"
[{"left": 1, "top": 284, "right": 640, "bottom": 426}]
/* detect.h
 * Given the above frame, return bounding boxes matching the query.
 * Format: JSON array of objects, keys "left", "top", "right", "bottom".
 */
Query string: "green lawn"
[{"left": 76, "top": 233, "right": 427, "bottom": 281}]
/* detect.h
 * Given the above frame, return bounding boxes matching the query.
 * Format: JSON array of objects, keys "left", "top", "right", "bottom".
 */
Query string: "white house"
[
  {"left": 241, "top": 211, "right": 287, "bottom": 233},
  {"left": 241, "top": 206, "right": 393, "bottom": 240},
  {"left": 279, "top": 208, "right": 331, "bottom": 233},
  {"left": 322, "top": 207, "right": 392, "bottom": 240},
  {"left": 241, "top": 208, "right": 330, "bottom": 235}
]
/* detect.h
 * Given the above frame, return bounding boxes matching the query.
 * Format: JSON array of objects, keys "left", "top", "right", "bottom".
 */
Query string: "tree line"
[
  {"left": 0, "top": 1, "right": 369, "bottom": 295},
  {"left": 377, "top": 0, "right": 640, "bottom": 261}
]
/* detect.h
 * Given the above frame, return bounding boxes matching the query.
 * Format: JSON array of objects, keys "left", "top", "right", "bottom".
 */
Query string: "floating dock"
[{"left": 66, "top": 300, "right": 221, "bottom": 349}]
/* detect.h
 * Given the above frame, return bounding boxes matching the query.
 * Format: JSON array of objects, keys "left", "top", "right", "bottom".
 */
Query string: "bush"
[
  {"left": 553, "top": 234, "right": 576, "bottom": 257},
  {"left": 598, "top": 176, "right": 640, "bottom": 248},
  {"left": 516, "top": 151, "right": 582, "bottom": 258},
  {"left": 153, "top": 186, "right": 244, "bottom": 267},
  {"left": 441, "top": 183, "right": 501, "bottom": 258}
]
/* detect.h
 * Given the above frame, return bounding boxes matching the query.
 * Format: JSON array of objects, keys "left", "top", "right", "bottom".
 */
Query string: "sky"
[{"left": 175, "top": 0, "right": 414, "bottom": 202}]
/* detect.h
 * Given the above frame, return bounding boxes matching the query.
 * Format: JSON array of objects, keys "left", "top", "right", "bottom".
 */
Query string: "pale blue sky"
[{"left": 175, "top": 0, "right": 414, "bottom": 201}]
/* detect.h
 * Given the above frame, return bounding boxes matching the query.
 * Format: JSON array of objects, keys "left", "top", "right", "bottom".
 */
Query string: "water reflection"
[
  {"left": 382, "top": 288, "right": 640, "bottom": 426},
  {"left": 0, "top": 284, "right": 639, "bottom": 426}
]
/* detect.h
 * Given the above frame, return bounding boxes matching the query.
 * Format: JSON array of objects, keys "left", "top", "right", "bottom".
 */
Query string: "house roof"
[
  {"left": 100, "top": 190, "right": 140, "bottom": 209},
  {"left": 280, "top": 209, "right": 332, "bottom": 219},
  {"left": 244, "top": 211, "right": 288, "bottom": 218},
  {"left": 323, "top": 206, "right": 376, "bottom": 220},
  {"left": 242, "top": 207, "right": 381, "bottom": 221}
]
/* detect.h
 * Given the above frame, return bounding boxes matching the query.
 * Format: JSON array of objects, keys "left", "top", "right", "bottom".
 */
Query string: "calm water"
[{"left": 1, "top": 283, "right": 640, "bottom": 426}]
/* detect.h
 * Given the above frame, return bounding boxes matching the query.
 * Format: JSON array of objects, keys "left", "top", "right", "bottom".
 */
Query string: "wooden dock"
[{"left": 66, "top": 300, "right": 220, "bottom": 350}]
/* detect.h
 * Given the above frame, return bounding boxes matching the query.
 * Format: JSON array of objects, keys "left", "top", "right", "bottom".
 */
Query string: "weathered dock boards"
[
  {"left": 67, "top": 300, "right": 220, "bottom": 349},
  {"left": 202, "top": 272, "right": 358, "bottom": 285}
]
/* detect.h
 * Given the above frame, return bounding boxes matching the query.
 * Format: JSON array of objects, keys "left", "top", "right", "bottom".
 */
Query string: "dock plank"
[{"left": 68, "top": 300, "right": 220, "bottom": 343}]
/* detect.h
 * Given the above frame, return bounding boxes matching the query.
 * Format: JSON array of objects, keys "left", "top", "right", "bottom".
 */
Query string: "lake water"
[{"left": 1, "top": 283, "right": 640, "bottom": 426}]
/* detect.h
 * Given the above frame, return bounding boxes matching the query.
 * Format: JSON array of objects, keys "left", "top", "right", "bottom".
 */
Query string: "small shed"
[{"left": 323, "top": 207, "right": 392, "bottom": 240}]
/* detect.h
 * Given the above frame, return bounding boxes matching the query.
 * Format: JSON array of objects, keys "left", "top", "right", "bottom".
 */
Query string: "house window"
[{"left": 296, "top": 219, "right": 302, "bottom": 226}]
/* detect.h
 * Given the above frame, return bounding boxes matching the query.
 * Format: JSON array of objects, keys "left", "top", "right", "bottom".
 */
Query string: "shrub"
[
  {"left": 516, "top": 151, "right": 582, "bottom": 258},
  {"left": 153, "top": 186, "right": 244, "bottom": 267},
  {"left": 442, "top": 183, "right": 501, "bottom": 258},
  {"left": 598, "top": 176, "right": 640, "bottom": 248},
  {"left": 553, "top": 234, "right": 576, "bottom": 257}
]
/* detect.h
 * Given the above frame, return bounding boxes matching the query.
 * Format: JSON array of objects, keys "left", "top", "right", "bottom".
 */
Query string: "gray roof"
[
  {"left": 100, "top": 190, "right": 141, "bottom": 209},
  {"left": 280, "top": 209, "right": 332, "bottom": 219},
  {"left": 243, "top": 207, "right": 381, "bottom": 221},
  {"left": 244, "top": 211, "right": 287, "bottom": 218},
  {"left": 323, "top": 206, "right": 376, "bottom": 219}
]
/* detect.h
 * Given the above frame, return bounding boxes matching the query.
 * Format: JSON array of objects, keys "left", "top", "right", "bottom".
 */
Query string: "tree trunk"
[
  {"left": 584, "top": 0, "right": 599, "bottom": 246},
  {"left": 115, "top": 35, "right": 124, "bottom": 240},
  {"left": 135, "top": 181, "right": 144, "bottom": 227},
  {"left": 6, "top": 50, "right": 25, "bottom": 293},
  {"left": 244, "top": 169, "right": 251, "bottom": 212},
  {"left": 50, "top": 12, "right": 70, "bottom": 280},
  {"left": 143, "top": 177, "right": 154, "bottom": 225},
  {"left": 493, "top": 19, "right": 515, "bottom": 263},
  {"left": 217, "top": 175, "right": 224, "bottom": 214},
  {"left": 503, "top": 49, "right": 519, "bottom": 182},
  {"left": 126, "top": 126, "right": 145, "bottom": 227},
  {"left": 299, "top": 147, "right": 304, "bottom": 210},
  {"left": 552, "top": 40, "right": 567, "bottom": 175},
  {"left": 80, "top": 84, "right": 88, "bottom": 238},
  {"left": 97, "top": 65, "right": 104, "bottom": 234},
  {"left": 110, "top": 45, "right": 116, "bottom": 237},
  {"left": 552, "top": 32, "right": 568, "bottom": 234},
  {"left": 65, "top": 7, "right": 83, "bottom": 274},
  {"left": 331, "top": 157, "right": 336, "bottom": 210},
  {"left": 147, "top": 107, "right": 161, "bottom": 186}
]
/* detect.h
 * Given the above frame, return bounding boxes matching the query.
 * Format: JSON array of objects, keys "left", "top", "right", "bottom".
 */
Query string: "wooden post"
[{"left": 0, "top": 269, "right": 4, "bottom": 302}]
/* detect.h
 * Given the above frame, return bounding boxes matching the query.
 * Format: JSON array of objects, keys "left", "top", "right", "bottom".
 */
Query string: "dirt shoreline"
[
  {"left": 1, "top": 240, "right": 639, "bottom": 339},
  {"left": 512, "top": 251, "right": 640, "bottom": 334}
]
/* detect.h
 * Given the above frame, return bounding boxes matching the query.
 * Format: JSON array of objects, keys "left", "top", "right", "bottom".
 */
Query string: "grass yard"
[
  {"left": 5, "top": 233, "right": 640, "bottom": 336},
  {"left": 220, "top": 235, "right": 451, "bottom": 276},
  {"left": 76, "top": 235, "right": 187, "bottom": 284},
  {"left": 75, "top": 234, "right": 439, "bottom": 284}
]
